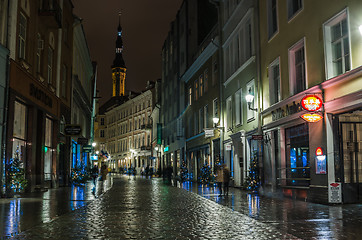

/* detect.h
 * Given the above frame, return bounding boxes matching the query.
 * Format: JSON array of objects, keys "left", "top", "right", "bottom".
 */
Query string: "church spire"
[{"left": 112, "top": 12, "right": 127, "bottom": 97}]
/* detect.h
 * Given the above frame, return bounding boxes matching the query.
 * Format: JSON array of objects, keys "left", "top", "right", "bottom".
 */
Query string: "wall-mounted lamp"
[
  {"left": 92, "top": 142, "right": 97, "bottom": 147},
  {"left": 212, "top": 117, "right": 219, "bottom": 127},
  {"left": 359, "top": 25, "right": 362, "bottom": 36},
  {"left": 245, "top": 88, "right": 257, "bottom": 111}
]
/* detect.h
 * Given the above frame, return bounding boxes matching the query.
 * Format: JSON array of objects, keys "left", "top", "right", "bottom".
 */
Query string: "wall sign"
[{"left": 301, "top": 95, "right": 323, "bottom": 111}]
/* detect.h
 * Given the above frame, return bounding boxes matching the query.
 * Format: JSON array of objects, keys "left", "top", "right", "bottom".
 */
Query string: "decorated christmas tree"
[
  {"left": 199, "top": 163, "right": 214, "bottom": 184},
  {"left": 6, "top": 146, "right": 28, "bottom": 194},
  {"left": 244, "top": 151, "right": 260, "bottom": 191},
  {"left": 180, "top": 161, "right": 188, "bottom": 181},
  {"left": 71, "top": 164, "right": 90, "bottom": 186}
]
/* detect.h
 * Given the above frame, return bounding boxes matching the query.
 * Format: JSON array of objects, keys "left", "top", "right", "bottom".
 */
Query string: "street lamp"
[
  {"left": 92, "top": 142, "right": 97, "bottom": 147},
  {"left": 245, "top": 88, "right": 257, "bottom": 111}
]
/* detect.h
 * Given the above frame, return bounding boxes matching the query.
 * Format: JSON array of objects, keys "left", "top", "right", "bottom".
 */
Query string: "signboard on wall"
[
  {"left": 328, "top": 182, "right": 342, "bottom": 203},
  {"left": 225, "top": 144, "right": 232, "bottom": 151},
  {"left": 204, "top": 128, "right": 214, "bottom": 138}
]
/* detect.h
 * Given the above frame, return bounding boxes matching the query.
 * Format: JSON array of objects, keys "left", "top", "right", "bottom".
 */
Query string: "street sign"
[
  {"left": 252, "top": 135, "right": 263, "bottom": 140},
  {"left": 83, "top": 145, "right": 92, "bottom": 153},
  {"left": 64, "top": 125, "right": 81, "bottom": 135},
  {"left": 77, "top": 137, "right": 88, "bottom": 145},
  {"left": 328, "top": 182, "right": 342, "bottom": 203},
  {"left": 204, "top": 128, "right": 214, "bottom": 138}
]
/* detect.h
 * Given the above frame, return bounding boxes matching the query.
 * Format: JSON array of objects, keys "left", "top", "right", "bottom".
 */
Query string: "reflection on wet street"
[
  {"left": 0, "top": 175, "right": 113, "bottom": 238},
  {"left": 1, "top": 175, "right": 362, "bottom": 239},
  {"left": 179, "top": 180, "right": 362, "bottom": 239}
]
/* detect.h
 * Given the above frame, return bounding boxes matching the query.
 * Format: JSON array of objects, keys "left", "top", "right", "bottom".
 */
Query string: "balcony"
[
  {"left": 140, "top": 146, "right": 151, "bottom": 151},
  {"left": 38, "top": 0, "right": 62, "bottom": 28},
  {"left": 141, "top": 124, "right": 152, "bottom": 130}
]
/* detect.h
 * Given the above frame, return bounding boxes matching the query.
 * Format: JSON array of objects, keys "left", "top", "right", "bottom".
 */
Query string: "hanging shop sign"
[
  {"left": 315, "top": 147, "right": 323, "bottom": 156},
  {"left": 82, "top": 145, "right": 92, "bottom": 153},
  {"left": 204, "top": 128, "right": 214, "bottom": 138},
  {"left": 301, "top": 95, "right": 323, "bottom": 111},
  {"left": 328, "top": 182, "right": 342, "bottom": 204},
  {"left": 64, "top": 125, "right": 82, "bottom": 135},
  {"left": 300, "top": 113, "right": 323, "bottom": 123}
]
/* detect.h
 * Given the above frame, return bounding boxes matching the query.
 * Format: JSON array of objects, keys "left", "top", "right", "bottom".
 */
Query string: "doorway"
[{"left": 341, "top": 122, "right": 362, "bottom": 202}]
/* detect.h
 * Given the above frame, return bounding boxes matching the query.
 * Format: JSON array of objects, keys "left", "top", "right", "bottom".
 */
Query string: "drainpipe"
[{"left": 209, "top": 0, "right": 224, "bottom": 164}]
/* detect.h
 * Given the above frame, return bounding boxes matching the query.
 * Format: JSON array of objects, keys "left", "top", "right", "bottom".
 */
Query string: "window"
[
  {"left": 269, "top": 57, "right": 281, "bottom": 105},
  {"left": 194, "top": 79, "right": 198, "bottom": 101},
  {"left": 224, "top": 14, "right": 253, "bottom": 80},
  {"left": 267, "top": 0, "right": 278, "bottom": 39},
  {"left": 246, "top": 80, "right": 256, "bottom": 121},
  {"left": 199, "top": 74, "right": 203, "bottom": 97},
  {"left": 194, "top": 112, "right": 199, "bottom": 135},
  {"left": 213, "top": 98, "right": 218, "bottom": 118},
  {"left": 235, "top": 89, "right": 243, "bottom": 126},
  {"left": 323, "top": 9, "right": 350, "bottom": 79},
  {"left": 289, "top": 39, "right": 306, "bottom": 95},
  {"left": 44, "top": 117, "right": 53, "bottom": 180},
  {"left": 287, "top": 0, "right": 303, "bottom": 20},
  {"left": 61, "top": 65, "right": 67, "bottom": 98},
  {"left": 212, "top": 60, "right": 218, "bottom": 86},
  {"left": 226, "top": 97, "right": 232, "bottom": 129},
  {"left": 199, "top": 108, "right": 204, "bottom": 132},
  {"left": 101, "top": 118, "right": 104, "bottom": 125},
  {"left": 36, "top": 33, "right": 42, "bottom": 73},
  {"left": 204, "top": 69, "right": 209, "bottom": 93},
  {"left": 19, "top": 13, "right": 27, "bottom": 59},
  {"left": 188, "top": 87, "right": 192, "bottom": 105},
  {"left": 204, "top": 105, "right": 209, "bottom": 129},
  {"left": 47, "top": 47, "right": 54, "bottom": 84}
]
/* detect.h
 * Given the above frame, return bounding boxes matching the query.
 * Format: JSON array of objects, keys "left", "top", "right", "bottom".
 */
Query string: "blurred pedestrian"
[
  {"left": 145, "top": 165, "right": 149, "bottom": 179},
  {"left": 99, "top": 164, "right": 108, "bottom": 181},
  {"left": 223, "top": 164, "right": 230, "bottom": 196},
  {"left": 215, "top": 165, "right": 223, "bottom": 196},
  {"left": 91, "top": 165, "right": 98, "bottom": 185}
]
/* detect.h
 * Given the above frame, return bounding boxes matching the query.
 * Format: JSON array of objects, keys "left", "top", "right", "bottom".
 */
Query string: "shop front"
[{"left": 7, "top": 60, "right": 60, "bottom": 192}]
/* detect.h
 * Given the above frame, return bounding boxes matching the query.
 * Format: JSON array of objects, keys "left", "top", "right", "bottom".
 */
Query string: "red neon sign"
[
  {"left": 316, "top": 147, "right": 323, "bottom": 156},
  {"left": 301, "top": 113, "right": 323, "bottom": 123},
  {"left": 301, "top": 95, "right": 323, "bottom": 111}
]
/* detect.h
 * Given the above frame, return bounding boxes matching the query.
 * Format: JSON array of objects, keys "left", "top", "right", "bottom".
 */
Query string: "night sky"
[{"left": 73, "top": 0, "right": 182, "bottom": 105}]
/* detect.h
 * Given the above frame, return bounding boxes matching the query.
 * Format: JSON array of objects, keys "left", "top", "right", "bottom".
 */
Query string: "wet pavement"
[{"left": 1, "top": 175, "right": 361, "bottom": 239}]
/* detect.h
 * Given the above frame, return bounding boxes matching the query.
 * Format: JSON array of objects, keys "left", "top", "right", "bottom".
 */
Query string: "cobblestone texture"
[{"left": 9, "top": 177, "right": 297, "bottom": 239}]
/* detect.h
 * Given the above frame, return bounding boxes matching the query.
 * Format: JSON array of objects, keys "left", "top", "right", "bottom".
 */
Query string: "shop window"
[{"left": 12, "top": 101, "right": 27, "bottom": 167}]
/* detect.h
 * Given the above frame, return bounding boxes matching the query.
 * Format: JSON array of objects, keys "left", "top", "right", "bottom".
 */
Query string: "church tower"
[{"left": 112, "top": 13, "right": 126, "bottom": 97}]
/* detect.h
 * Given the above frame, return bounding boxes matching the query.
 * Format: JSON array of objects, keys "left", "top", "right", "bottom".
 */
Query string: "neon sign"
[
  {"left": 301, "top": 95, "right": 323, "bottom": 111},
  {"left": 300, "top": 113, "right": 323, "bottom": 123}
]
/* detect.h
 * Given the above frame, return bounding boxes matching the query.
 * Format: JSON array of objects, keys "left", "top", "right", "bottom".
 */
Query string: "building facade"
[
  {"left": 259, "top": 0, "right": 362, "bottom": 203},
  {"left": 5, "top": 0, "right": 74, "bottom": 192},
  {"left": 71, "top": 16, "right": 96, "bottom": 172}
]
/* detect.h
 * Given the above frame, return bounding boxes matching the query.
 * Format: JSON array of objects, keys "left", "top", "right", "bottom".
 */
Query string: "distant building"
[{"left": 95, "top": 15, "right": 156, "bottom": 174}]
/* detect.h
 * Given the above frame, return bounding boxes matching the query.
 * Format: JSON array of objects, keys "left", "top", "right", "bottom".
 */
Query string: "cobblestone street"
[{"left": 2, "top": 175, "right": 362, "bottom": 239}]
